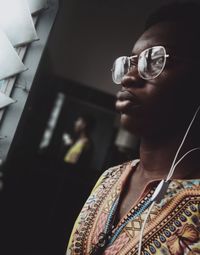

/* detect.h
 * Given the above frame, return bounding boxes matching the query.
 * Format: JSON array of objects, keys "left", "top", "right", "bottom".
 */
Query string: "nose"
[{"left": 121, "top": 69, "right": 145, "bottom": 88}]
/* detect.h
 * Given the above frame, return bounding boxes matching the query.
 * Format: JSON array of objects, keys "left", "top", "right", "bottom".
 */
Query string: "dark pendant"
[{"left": 90, "top": 232, "right": 109, "bottom": 255}]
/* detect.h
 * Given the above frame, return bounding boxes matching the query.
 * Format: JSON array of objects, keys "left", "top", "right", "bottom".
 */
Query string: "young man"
[{"left": 67, "top": 2, "right": 200, "bottom": 254}]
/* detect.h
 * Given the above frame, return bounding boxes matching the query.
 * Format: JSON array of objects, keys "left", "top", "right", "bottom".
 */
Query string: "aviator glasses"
[{"left": 112, "top": 46, "right": 169, "bottom": 84}]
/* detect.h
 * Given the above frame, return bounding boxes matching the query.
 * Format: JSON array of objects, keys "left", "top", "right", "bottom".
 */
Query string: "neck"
[
  {"left": 79, "top": 131, "right": 88, "bottom": 139},
  {"left": 138, "top": 128, "right": 200, "bottom": 180}
]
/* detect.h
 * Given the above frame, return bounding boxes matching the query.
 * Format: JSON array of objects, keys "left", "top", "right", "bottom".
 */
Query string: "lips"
[
  {"left": 116, "top": 90, "right": 141, "bottom": 113},
  {"left": 117, "top": 90, "right": 140, "bottom": 102}
]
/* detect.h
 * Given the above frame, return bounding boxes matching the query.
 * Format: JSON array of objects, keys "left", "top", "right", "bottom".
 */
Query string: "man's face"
[{"left": 116, "top": 21, "right": 199, "bottom": 138}]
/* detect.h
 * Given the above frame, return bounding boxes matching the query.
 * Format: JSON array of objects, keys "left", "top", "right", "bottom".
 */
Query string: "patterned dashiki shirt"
[{"left": 66, "top": 160, "right": 200, "bottom": 255}]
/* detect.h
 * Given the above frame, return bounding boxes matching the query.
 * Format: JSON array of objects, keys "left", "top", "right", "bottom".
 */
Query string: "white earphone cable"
[
  {"left": 166, "top": 105, "right": 200, "bottom": 181},
  {"left": 167, "top": 147, "right": 200, "bottom": 180},
  {"left": 137, "top": 105, "right": 200, "bottom": 255}
]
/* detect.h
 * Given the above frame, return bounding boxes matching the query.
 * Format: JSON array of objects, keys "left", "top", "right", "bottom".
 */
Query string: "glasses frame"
[{"left": 112, "top": 45, "right": 170, "bottom": 84}]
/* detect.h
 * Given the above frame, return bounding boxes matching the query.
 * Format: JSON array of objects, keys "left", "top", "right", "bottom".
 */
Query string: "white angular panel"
[
  {"left": 0, "top": 0, "right": 38, "bottom": 46},
  {"left": 0, "top": 92, "right": 15, "bottom": 109},
  {"left": 0, "top": 29, "right": 27, "bottom": 80},
  {"left": 27, "top": 0, "right": 47, "bottom": 14}
]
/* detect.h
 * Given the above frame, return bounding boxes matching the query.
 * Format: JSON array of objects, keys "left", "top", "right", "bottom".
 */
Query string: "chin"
[{"left": 120, "top": 114, "right": 142, "bottom": 136}]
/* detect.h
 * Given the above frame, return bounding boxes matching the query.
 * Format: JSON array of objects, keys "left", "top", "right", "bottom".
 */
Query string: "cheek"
[
  {"left": 145, "top": 71, "right": 198, "bottom": 127},
  {"left": 136, "top": 80, "right": 181, "bottom": 128},
  {"left": 119, "top": 69, "right": 198, "bottom": 136},
  {"left": 148, "top": 68, "right": 190, "bottom": 106},
  {"left": 161, "top": 64, "right": 196, "bottom": 98}
]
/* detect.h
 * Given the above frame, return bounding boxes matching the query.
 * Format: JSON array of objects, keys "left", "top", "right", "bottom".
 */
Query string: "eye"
[{"left": 152, "top": 56, "right": 164, "bottom": 67}]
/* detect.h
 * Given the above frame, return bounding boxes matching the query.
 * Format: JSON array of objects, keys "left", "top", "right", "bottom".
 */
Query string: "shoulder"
[
  {"left": 92, "top": 161, "right": 132, "bottom": 191},
  {"left": 66, "top": 161, "right": 131, "bottom": 253}
]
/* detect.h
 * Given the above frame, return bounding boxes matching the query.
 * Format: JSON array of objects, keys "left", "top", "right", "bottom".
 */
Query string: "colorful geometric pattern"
[{"left": 66, "top": 160, "right": 200, "bottom": 255}]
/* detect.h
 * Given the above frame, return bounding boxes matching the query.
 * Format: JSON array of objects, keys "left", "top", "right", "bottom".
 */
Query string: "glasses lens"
[
  {"left": 138, "top": 46, "right": 166, "bottom": 79},
  {"left": 112, "top": 56, "right": 130, "bottom": 84}
]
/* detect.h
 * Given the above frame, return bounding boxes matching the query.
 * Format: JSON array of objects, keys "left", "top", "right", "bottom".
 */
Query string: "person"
[
  {"left": 66, "top": 2, "right": 200, "bottom": 254},
  {"left": 63, "top": 114, "right": 94, "bottom": 171}
]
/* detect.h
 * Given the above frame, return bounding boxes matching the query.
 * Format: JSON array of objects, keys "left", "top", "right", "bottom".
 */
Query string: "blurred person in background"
[{"left": 63, "top": 114, "right": 95, "bottom": 171}]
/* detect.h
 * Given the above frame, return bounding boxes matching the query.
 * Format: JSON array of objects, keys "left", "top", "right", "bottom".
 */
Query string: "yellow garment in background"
[{"left": 64, "top": 138, "right": 88, "bottom": 164}]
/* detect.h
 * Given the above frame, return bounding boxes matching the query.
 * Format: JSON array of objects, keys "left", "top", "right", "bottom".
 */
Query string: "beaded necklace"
[{"left": 90, "top": 190, "right": 154, "bottom": 255}]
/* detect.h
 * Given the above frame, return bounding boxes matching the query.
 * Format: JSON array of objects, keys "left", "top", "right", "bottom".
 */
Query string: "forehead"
[{"left": 132, "top": 21, "right": 189, "bottom": 55}]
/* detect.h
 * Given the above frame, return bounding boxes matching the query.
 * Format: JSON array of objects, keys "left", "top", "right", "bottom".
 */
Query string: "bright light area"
[
  {"left": 27, "top": 0, "right": 47, "bottom": 14},
  {"left": 39, "top": 93, "right": 66, "bottom": 149},
  {"left": 0, "top": 0, "right": 38, "bottom": 46},
  {"left": 0, "top": 91, "right": 15, "bottom": 109},
  {"left": 0, "top": 29, "right": 27, "bottom": 80}
]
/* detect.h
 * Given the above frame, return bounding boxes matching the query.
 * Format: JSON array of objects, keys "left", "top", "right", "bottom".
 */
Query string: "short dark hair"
[{"left": 145, "top": 1, "right": 200, "bottom": 30}]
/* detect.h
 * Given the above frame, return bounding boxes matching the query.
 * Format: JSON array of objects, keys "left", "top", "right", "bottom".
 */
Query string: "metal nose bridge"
[
  {"left": 127, "top": 55, "right": 139, "bottom": 77},
  {"left": 129, "top": 55, "right": 138, "bottom": 66}
]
